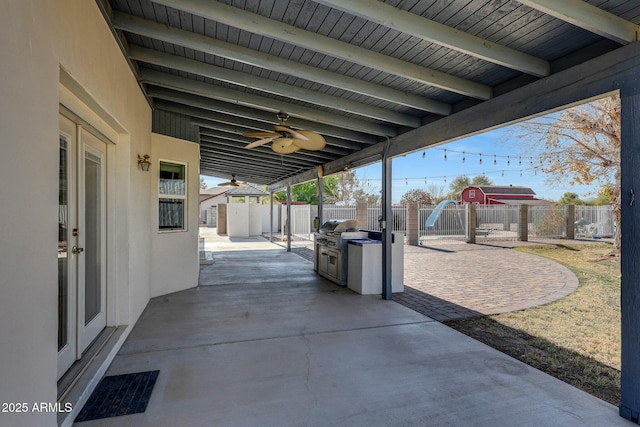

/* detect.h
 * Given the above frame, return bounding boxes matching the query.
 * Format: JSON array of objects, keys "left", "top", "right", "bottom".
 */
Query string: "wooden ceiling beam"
[
  {"left": 140, "top": 69, "right": 398, "bottom": 136},
  {"left": 517, "top": 0, "right": 639, "bottom": 45},
  {"left": 113, "top": 11, "right": 451, "bottom": 114},
  {"left": 149, "top": 0, "right": 492, "bottom": 99},
  {"left": 130, "top": 46, "right": 420, "bottom": 127},
  {"left": 316, "top": 0, "right": 549, "bottom": 77}
]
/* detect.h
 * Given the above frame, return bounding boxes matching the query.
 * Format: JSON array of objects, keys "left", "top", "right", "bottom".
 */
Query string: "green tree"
[
  {"left": 446, "top": 175, "right": 493, "bottom": 200},
  {"left": 274, "top": 175, "right": 340, "bottom": 204},
  {"left": 557, "top": 192, "right": 584, "bottom": 205},
  {"left": 515, "top": 95, "right": 620, "bottom": 251},
  {"left": 399, "top": 189, "right": 433, "bottom": 205}
]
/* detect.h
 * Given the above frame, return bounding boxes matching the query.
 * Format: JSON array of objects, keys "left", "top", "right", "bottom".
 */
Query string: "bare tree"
[
  {"left": 399, "top": 189, "right": 433, "bottom": 205},
  {"left": 516, "top": 95, "right": 620, "bottom": 251},
  {"left": 335, "top": 170, "right": 380, "bottom": 205}
]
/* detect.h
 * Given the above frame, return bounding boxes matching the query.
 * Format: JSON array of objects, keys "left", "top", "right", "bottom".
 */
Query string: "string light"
[
  {"left": 444, "top": 149, "right": 447, "bottom": 161},
  {"left": 519, "top": 157, "right": 522, "bottom": 166},
  {"left": 422, "top": 151, "right": 426, "bottom": 159},
  {"left": 479, "top": 153, "right": 482, "bottom": 165},
  {"left": 494, "top": 154, "right": 497, "bottom": 165},
  {"left": 462, "top": 151, "right": 466, "bottom": 163},
  {"left": 501, "top": 170, "right": 504, "bottom": 177},
  {"left": 444, "top": 176, "right": 447, "bottom": 183},
  {"left": 507, "top": 156, "right": 510, "bottom": 166}
]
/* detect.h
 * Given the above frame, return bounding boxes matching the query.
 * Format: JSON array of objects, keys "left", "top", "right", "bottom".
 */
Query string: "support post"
[
  {"left": 381, "top": 156, "right": 392, "bottom": 300},
  {"left": 286, "top": 184, "right": 291, "bottom": 252},
  {"left": 317, "top": 177, "right": 323, "bottom": 232},
  {"left": 517, "top": 204, "right": 528, "bottom": 242},
  {"left": 465, "top": 203, "right": 476, "bottom": 244},
  {"left": 217, "top": 203, "right": 227, "bottom": 235},
  {"left": 269, "top": 191, "right": 274, "bottom": 242},
  {"left": 356, "top": 202, "right": 368, "bottom": 230},
  {"left": 407, "top": 202, "right": 419, "bottom": 246},
  {"left": 565, "top": 204, "right": 575, "bottom": 240},
  {"left": 619, "top": 88, "right": 640, "bottom": 423}
]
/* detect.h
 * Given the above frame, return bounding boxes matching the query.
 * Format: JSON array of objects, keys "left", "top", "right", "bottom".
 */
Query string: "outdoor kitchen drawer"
[{"left": 318, "top": 246, "right": 340, "bottom": 282}]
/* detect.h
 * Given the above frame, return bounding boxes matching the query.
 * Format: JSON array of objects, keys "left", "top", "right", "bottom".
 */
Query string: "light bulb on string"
[
  {"left": 422, "top": 151, "right": 426, "bottom": 159},
  {"left": 462, "top": 151, "right": 465, "bottom": 163},
  {"left": 520, "top": 170, "right": 523, "bottom": 177},
  {"left": 507, "top": 156, "right": 511, "bottom": 166},
  {"left": 444, "top": 149, "right": 447, "bottom": 161},
  {"left": 479, "top": 153, "right": 482, "bottom": 165},
  {"left": 501, "top": 170, "right": 504, "bottom": 177},
  {"left": 444, "top": 176, "right": 447, "bottom": 183},
  {"left": 405, "top": 178, "right": 408, "bottom": 185},
  {"left": 530, "top": 157, "right": 533, "bottom": 166},
  {"left": 519, "top": 157, "right": 522, "bottom": 166},
  {"left": 494, "top": 155, "right": 497, "bottom": 165}
]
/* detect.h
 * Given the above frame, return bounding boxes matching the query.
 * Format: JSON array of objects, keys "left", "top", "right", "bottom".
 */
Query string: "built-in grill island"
[
  {"left": 314, "top": 219, "right": 405, "bottom": 293},
  {"left": 314, "top": 219, "right": 368, "bottom": 286}
]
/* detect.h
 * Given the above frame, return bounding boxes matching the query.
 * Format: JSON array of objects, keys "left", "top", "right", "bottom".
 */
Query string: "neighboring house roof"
[
  {"left": 476, "top": 185, "right": 536, "bottom": 195},
  {"left": 224, "top": 186, "right": 268, "bottom": 197},
  {"left": 488, "top": 198, "right": 553, "bottom": 206},
  {"left": 200, "top": 187, "right": 229, "bottom": 196},
  {"left": 199, "top": 187, "right": 229, "bottom": 203}
]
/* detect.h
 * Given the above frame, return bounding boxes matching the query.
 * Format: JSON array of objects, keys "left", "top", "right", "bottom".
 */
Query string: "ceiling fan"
[
  {"left": 242, "top": 111, "right": 326, "bottom": 154},
  {"left": 219, "top": 174, "right": 247, "bottom": 187}
]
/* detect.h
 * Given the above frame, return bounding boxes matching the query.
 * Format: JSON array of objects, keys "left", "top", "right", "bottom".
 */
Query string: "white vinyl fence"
[
  {"left": 528, "top": 205, "right": 566, "bottom": 238},
  {"left": 574, "top": 205, "right": 614, "bottom": 238},
  {"left": 476, "top": 205, "right": 520, "bottom": 241},
  {"left": 273, "top": 203, "right": 614, "bottom": 243},
  {"left": 367, "top": 205, "right": 407, "bottom": 233}
]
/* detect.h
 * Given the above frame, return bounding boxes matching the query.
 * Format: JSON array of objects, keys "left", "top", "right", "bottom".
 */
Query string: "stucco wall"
[
  {"left": 0, "top": 1, "right": 154, "bottom": 425},
  {"left": 150, "top": 133, "right": 200, "bottom": 297},
  {"left": 227, "top": 203, "right": 251, "bottom": 237}
]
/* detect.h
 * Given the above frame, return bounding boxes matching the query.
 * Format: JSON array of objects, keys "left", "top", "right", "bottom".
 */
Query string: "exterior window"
[
  {"left": 469, "top": 189, "right": 476, "bottom": 198},
  {"left": 159, "top": 161, "right": 186, "bottom": 231}
]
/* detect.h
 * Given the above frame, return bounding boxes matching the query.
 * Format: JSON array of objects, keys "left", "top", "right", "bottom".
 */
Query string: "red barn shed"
[{"left": 460, "top": 185, "right": 551, "bottom": 205}]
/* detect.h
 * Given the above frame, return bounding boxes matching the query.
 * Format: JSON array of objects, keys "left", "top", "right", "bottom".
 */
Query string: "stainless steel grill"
[{"left": 314, "top": 219, "right": 368, "bottom": 286}]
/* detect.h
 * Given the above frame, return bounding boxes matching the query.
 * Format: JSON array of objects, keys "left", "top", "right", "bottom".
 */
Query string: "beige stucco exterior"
[{"left": 0, "top": 1, "right": 199, "bottom": 425}]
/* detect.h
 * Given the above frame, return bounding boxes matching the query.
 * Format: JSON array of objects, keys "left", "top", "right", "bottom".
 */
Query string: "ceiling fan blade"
[
  {"left": 245, "top": 137, "right": 274, "bottom": 149},
  {"left": 242, "top": 131, "right": 280, "bottom": 138},
  {"left": 291, "top": 130, "right": 326, "bottom": 151},
  {"left": 273, "top": 125, "right": 309, "bottom": 141},
  {"left": 271, "top": 138, "right": 301, "bottom": 154}
]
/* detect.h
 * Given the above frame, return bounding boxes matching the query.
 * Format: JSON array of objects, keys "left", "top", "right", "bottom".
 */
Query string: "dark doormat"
[{"left": 75, "top": 370, "right": 159, "bottom": 422}]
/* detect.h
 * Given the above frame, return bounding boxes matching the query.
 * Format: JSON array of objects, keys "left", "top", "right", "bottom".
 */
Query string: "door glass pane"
[
  {"left": 58, "top": 136, "right": 69, "bottom": 351},
  {"left": 84, "top": 152, "right": 101, "bottom": 324}
]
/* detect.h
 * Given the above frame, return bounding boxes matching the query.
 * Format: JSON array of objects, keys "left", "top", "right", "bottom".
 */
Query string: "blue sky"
[{"left": 202, "top": 125, "right": 599, "bottom": 203}]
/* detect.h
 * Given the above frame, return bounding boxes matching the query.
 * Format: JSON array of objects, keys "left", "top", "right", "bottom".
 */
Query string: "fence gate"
[{"left": 419, "top": 204, "right": 467, "bottom": 243}]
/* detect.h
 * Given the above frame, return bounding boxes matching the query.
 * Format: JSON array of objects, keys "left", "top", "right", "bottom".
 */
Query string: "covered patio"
[{"left": 78, "top": 234, "right": 627, "bottom": 426}]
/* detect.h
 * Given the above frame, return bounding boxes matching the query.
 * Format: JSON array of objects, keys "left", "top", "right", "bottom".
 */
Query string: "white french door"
[{"left": 58, "top": 114, "right": 107, "bottom": 380}]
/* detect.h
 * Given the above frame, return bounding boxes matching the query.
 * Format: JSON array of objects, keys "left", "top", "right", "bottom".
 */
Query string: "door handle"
[{"left": 72, "top": 246, "right": 84, "bottom": 254}]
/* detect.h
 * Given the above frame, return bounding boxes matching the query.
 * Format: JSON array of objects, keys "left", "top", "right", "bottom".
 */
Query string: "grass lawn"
[{"left": 445, "top": 242, "right": 621, "bottom": 405}]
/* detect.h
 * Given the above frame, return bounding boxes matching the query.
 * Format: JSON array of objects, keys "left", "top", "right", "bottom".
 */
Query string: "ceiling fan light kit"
[
  {"left": 242, "top": 111, "right": 326, "bottom": 154},
  {"left": 219, "top": 174, "right": 247, "bottom": 187}
]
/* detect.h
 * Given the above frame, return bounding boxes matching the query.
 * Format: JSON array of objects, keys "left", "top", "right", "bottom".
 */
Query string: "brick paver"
[
  {"left": 395, "top": 242, "right": 579, "bottom": 321},
  {"left": 287, "top": 239, "right": 580, "bottom": 322}
]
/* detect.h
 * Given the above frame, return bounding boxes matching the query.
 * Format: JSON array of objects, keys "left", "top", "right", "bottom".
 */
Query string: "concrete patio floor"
[{"left": 75, "top": 233, "right": 629, "bottom": 426}]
